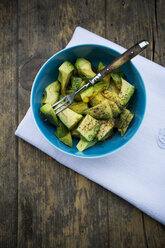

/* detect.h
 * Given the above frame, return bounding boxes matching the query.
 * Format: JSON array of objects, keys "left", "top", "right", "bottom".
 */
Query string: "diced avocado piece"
[
  {"left": 58, "top": 61, "right": 74, "bottom": 95},
  {"left": 69, "top": 101, "right": 88, "bottom": 114},
  {"left": 59, "top": 132, "right": 73, "bottom": 147},
  {"left": 66, "top": 89, "right": 81, "bottom": 102},
  {"left": 116, "top": 108, "right": 130, "bottom": 129},
  {"left": 75, "top": 81, "right": 86, "bottom": 102},
  {"left": 77, "top": 114, "right": 100, "bottom": 141},
  {"left": 108, "top": 80, "right": 120, "bottom": 94},
  {"left": 41, "top": 81, "right": 60, "bottom": 105},
  {"left": 71, "top": 76, "right": 83, "bottom": 91},
  {"left": 55, "top": 121, "right": 73, "bottom": 147},
  {"left": 81, "top": 81, "right": 106, "bottom": 103},
  {"left": 112, "top": 68, "right": 125, "bottom": 78},
  {"left": 76, "top": 138, "right": 97, "bottom": 152},
  {"left": 59, "top": 94, "right": 65, "bottom": 100},
  {"left": 84, "top": 100, "right": 113, "bottom": 120},
  {"left": 111, "top": 73, "right": 122, "bottom": 90},
  {"left": 119, "top": 78, "right": 135, "bottom": 105},
  {"left": 97, "top": 61, "right": 104, "bottom": 71},
  {"left": 109, "top": 100, "right": 121, "bottom": 117},
  {"left": 108, "top": 68, "right": 125, "bottom": 91},
  {"left": 40, "top": 103, "right": 58, "bottom": 126},
  {"left": 97, "top": 120, "right": 115, "bottom": 141},
  {"left": 75, "top": 58, "right": 96, "bottom": 79},
  {"left": 71, "top": 77, "right": 86, "bottom": 101},
  {"left": 119, "top": 112, "right": 134, "bottom": 136},
  {"left": 57, "top": 108, "right": 82, "bottom": 130},
  {"left": 55, "top": 121, "right": 68, "bottom": 138},
  {"left": 71, "top": 128, "right": 80, "bottom": 139},
  {"left": 97, "top": 62, "right": 111, "bottom": 88},
  {"left": 103, "top": 90, "right": 123, "bottom": 108},
  {"left": 89, "top": 92, "right": 105, "bottom": 106},
  {"left": 66, "top": 89, "right": 73, "bottom": 95}
]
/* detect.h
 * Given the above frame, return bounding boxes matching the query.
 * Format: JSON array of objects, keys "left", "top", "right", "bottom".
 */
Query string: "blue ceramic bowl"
[{"left": 31, "top": 44, "right": 146, "bottom": 158}]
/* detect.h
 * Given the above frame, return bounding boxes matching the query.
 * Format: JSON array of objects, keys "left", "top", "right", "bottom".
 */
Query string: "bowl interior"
[{"left": 31, "top": 44, "right": 146, "bottom": 158}]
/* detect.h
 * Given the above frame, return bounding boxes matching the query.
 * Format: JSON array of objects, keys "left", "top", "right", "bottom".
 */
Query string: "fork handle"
[{"left": 90, "top": 40, "right": 149, "bottom": 85}]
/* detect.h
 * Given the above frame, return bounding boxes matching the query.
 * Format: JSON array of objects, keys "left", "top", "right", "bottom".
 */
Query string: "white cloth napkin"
[{"left": 15, "top": 27, "right": 165, "bottom": 225}]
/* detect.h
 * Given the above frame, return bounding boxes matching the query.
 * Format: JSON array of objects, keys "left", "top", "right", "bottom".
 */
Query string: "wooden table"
[{"left": 0, "top": 0, "right": 165, "bottom": 247}]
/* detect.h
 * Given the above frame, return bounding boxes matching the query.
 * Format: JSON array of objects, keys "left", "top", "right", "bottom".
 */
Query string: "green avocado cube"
[
  {"left": 69, "top": 101, "right": 88, "bottom": 115},
  {"left": 97, "top": 62, "right": 111, "bottom": 88},
  {"left": 77, "top": 114, "right": 100, "bottom": 141},
  {"left": 119, "top": 78, "right": 135, "bottom": 105},
  {"left": 41, "top": 81, "right": 60, "bottom": 105},
  {"left": 110, "top": 73, "right": 122, "bottom": 90},
  {"left": 71, "top": 76, "right": 86, "bottom": 101},
  {"left": 116, "top": 108, "right": 130, "bottom": 129},
  {"left": 110, "top": 68, "right": 125, "bottom": 89},
  {"left": 55, "top": 121, "right": 68, "bottom": 138},
  {"left": 57, "top": 108, "right": 82, "bottom": 130},
  {"left": 119, "top": 111, "right": 134, "bottom": 136},
  {"left": 58, "top": 61, "right": 74, "bottom": 95},
  {"left": 116, "top": 108, "right": 134, "bottom": 136},
  {"left": 89, "top": 92, "right": 105, "bottom": 106},
  {"left": 103, "top": 90, "right": 123, "bottom": 108},
  {"left": 97, "top": 120, "right": 115, "bottom": 141},
  {"left": 108, "top": 80, "right": 120, "bottom": 94},
  {"left": 76, "top": 138, "right": 97, "bottom": 152},
  {"left": 81, "top": 81, "right": 106, "bottom": 103},
  {"left": 108, "top": 100, "right": 121, "bottom": 117},
  {"left": 75, "top": 58, "right": 96, "bottom": 79},
  {"left": 59, "top": 132, "right": 73, "bottom": 148},
  {"left": 84, "top": 99, "right": 113, "bottom": 120},
  {"left": 71, "top": 76, "right": 83, "bottom": 91},
  {"left": 40, "top": 103, "right": 58, "bottom": 126},
  {"left": 55, "top": 121, "right": 73, "bottom": 147}
]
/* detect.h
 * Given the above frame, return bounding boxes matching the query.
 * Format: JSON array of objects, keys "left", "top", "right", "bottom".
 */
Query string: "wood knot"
[{"left": 19, "top": 57, "right": 47, "bottom": 91}]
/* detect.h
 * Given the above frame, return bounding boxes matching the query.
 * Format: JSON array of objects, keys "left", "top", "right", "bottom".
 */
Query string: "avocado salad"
[{"left": 40, "top": 58, "right": 135, "bottom": 151}]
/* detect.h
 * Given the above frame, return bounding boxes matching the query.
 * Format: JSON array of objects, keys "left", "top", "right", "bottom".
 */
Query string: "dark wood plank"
[
  {"left": 0, "top": 0, "right": 18, "bottom": 247},
  {"left": 16, "top": 0, "right": 165, "bottom": 247},
  {"left": 107, "top": 194, "right": 147, "bottom": 248},
  {"left": 17, "top": 0, "right": 108, "bottom": 247},
  {"left": 105, "top": 0, "right": 154, "bottom": 59},
  {"left": 152, "top": 0, "right": 165, "bottom": 66},
  {"left": 143, "top": 216, "right": 165, "bottom": 248},
  {"left": 143, "top": 0, "right": 165, "bottom": 247},
  {"left": 105, "top": 0, "right": 156, "bottom": 247}
]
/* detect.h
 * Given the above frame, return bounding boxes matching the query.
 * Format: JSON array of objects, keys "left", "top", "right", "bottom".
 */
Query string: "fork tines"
[{"left": 52, "top": 96, "right": 70, "bottom": 115}]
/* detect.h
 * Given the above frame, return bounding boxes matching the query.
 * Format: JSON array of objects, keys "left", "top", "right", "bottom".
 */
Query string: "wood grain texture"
[
  {"left": 143, "top": 1, "right": 165, "bottom": 247},
  {"left": 0, "top": 0, "right": 18, "bottom": 247},
  {"left": 0, "top": 0, "right": 165, "bottom": 247},
  {"left": 152, "top": 0, "right": 165, "bottom": 66},
  {"left": 106, "top": 1, "right": 165, "bottom": 247},
  {"left": 106, "top": 1, "right": 152, "bottom": 247},
  {"left": 106, "top": 0, "right": 165, "bottom": 247},
  {"left": 17, "top": 0, "right": 108, "bottom": 247}
]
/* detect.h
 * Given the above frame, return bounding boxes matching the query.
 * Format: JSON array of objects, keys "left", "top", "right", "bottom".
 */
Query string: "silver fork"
[
  {"left": 52, "top": 75, "right": 100, "bottom": 114},
  {"left": 52, "top": 40, "right": 149, "bottom": 115}
]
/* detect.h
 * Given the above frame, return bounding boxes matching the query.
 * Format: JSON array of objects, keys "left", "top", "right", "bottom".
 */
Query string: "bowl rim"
[{"left": 30, "top": 43, "right": 147, "bottom": 158}]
